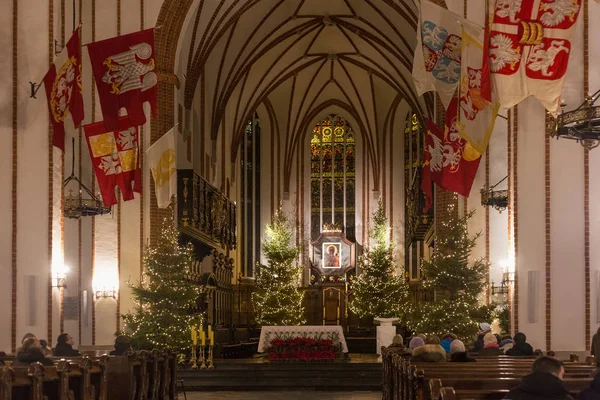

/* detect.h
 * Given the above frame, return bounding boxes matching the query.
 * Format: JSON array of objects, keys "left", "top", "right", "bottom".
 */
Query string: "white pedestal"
[{"left": 374, "top": 317, "right": 399, "bottom": 362}]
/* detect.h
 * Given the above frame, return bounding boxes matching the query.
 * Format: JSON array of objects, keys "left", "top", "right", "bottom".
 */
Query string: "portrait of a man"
[{"left": 323, "top": 243, "right": 341, "bottom": 268}]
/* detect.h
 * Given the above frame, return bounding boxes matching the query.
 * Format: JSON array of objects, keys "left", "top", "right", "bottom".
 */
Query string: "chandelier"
[
  {"left": 63, "top": 138, "right": 111, "bottom": 219},
  {"left": 548, "top": 89, "right": 600, "bottom": 150},
  {"left": 480, "top": 175, "right": 508, "bottom": 213}
]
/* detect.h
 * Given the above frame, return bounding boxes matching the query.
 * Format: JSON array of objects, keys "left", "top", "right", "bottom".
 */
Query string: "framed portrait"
[{"left": 322, "top": 242, "right": 341, "bottom": 268}]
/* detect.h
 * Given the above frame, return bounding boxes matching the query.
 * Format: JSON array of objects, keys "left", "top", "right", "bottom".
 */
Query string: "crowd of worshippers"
[
  {"left": 387, "top": 323, "right": 535, "bottom": 362},
  {"left": 387, "top": 323, "right": 600, "bottom": 400},
  {"left": 11, "top": 332, "right": 132, "bottom": 367}
]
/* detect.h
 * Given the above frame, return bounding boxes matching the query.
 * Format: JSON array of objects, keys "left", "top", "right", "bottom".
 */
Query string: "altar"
[{"left": 257, "top": 325, "right": 349, "bottom": 353}]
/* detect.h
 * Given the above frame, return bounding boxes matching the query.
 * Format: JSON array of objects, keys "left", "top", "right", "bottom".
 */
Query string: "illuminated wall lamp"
[
  {"left": 51, "top": 271, "right": 68, "bottom": 289},
  {"left": 94, "top": 286, "right": 117, "bottom": 299}
]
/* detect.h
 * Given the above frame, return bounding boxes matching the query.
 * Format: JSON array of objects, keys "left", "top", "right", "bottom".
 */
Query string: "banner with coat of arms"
[
  {"left": 87, "top": 28, "right": 157, "bottom": 131},
  {"left": 43, "top": 28, "right": 84, "bottom": 151},
  {"left": 146, "top": 127, "right": 177, "bottom": 208},
  {"left": 84, "top": 117, "right": 142, "bottom": 207},
  {"left": 490, "top": 0, "right": 582, "bottom": 112},
  {"left": 421, "top": 98, "right": 482, "bottom": 212},
  {"left": 412, "top": 0, "right": 483, "bottom": 109}
]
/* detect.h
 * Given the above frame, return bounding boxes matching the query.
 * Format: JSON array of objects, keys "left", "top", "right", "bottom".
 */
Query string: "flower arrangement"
[
  {"left": 320, "top": 275, "right": 345, "bottom": 282},
  {"left": 264, "top": 337, "right": 341, "bottom": 361}
]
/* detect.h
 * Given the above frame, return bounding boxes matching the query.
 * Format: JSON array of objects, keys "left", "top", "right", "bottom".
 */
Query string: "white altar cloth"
[{"left": 258, "top": 326, "right": 349, "bottom": 353}]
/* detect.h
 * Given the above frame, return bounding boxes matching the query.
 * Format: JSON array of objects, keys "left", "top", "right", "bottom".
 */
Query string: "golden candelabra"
[
  {"left": 190, "top": 345, "right": 198, "bottom": 369},
  {"left": 207, "top": 345, "right": 215, "bottom": 369},
  {"left": 200, "top": 345, "right": 207, "bottom": 369}
]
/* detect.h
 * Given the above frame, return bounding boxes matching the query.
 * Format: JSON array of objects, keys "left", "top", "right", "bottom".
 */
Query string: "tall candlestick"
[
  {"left": 208, "top": 324, "right": 212, "bottom": 338},
  {"left": 201, "top": 330, "right": 206, "bottom": 346},
  {"left": 209, "top": 330, "right": 215, "bottom": 346},
  {"left": 191, "top": 326, "right": 197, "bottom": 345}
]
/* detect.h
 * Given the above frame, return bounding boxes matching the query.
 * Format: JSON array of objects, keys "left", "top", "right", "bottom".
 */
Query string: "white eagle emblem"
[
  {"left": 495, "top": 0, "right": 524, "bottom": 23},
  {"left": 540, "top": 0, "right": 581, "bottom": 27},
  {"left": 490, "top": 34, "right": 522, "bottom": 72},
  {"left": 102, "top": 43, "right": 157, "bottom": 95},
  {"left": 527, "top": 40, "right": 570, "bottom": 77},
  {"left": 50, "top": 57, "right": 80, "bottom": 123}
]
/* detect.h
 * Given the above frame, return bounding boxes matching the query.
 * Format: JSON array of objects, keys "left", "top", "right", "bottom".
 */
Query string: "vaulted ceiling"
[{"left": 178, "top": 0, "right": 429, "bottom": 164}]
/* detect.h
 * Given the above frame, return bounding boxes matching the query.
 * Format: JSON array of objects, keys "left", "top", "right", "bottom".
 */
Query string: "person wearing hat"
[
  {"left": 478, "top": 333, "right": 504, "bottom": 356},
  {"left": 449, "top": 340, "right": 476, "bottom": 362},
  {"left": 473, "top": 322, "right": 491, "bottom": 352},
  {"left": 408, "top": 336, "right": 425, "bottom": 354}
]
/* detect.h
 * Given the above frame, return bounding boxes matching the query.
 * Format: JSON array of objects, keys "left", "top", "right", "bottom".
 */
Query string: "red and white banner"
[
  {"left": 87, "top": 28, "right": 157, "bottom": 131},
  {"left": 43, "top": 28, "right": 84, "bottom": 151},
  {"left": 489, "top": 0, "right": 581, "bottom": 112},
  {"left": 421, "top": 98, "right": 482, "bottom": 211},
  {"left": 84, "top": 117, "right": 142, "bottom": 207}
]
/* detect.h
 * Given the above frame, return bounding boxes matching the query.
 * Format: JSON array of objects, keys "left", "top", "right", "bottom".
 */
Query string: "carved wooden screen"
[{"left": 310, "top": 116, "right": 355, "bottom": 241}]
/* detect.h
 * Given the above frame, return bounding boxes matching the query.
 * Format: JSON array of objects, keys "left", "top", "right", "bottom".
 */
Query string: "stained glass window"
[{"left": 310, "top": 116, "right": 355, "bottom": 241}]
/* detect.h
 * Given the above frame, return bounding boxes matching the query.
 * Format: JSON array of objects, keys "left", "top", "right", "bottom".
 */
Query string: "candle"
[
  {"left": 208, "top": 324, "right": 212, "bottom": 337},
  {"left": 200, "top": 329, "right": 206, "bottom": 346},
  {"left": 209, "top": 331, "right": 215, "bottom": 346},
  {"left": 191, "top": 326, "right": 197, "bottom": 345}
]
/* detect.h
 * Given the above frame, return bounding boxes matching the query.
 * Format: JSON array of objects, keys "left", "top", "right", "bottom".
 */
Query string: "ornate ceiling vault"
[{"left": 169, "top": 0, "right": 433, "bottom": 188}]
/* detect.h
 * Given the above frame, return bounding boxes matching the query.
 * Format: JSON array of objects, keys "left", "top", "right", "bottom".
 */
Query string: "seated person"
[
  {"left": 500, "top": 335, "right": 514, "bottom": 353},
  {"left": 506, "top": 332, "right": 534, "bottom": 357},
  {"left": 54, "top": 333, "right": 80, "bottom": 357},
  {"left": 504, "top": 356, "right": 572, "bottom": 400},
  {"left": 440, "top": 333, "right": 457, "bottom": 353},
  {"left": 411, "top": 335, "right": 446, "bottom": 362},
  {"left": 478, "top": 333, "right": 504, "bottom": 356},
  {"left": 449, "top": 340, "right": 476, "bottom": 362},
  {"left": 14, "top": 337, "right": 54, "bottom": 366},
  {"left": 473, "top": 322, "right": 491, "bottom": 352},
  {"left": 110, "top": 335, "right": 132, "bottom": 356},
  {"left": 21, "top": 332, "right": 36, "bottom": 345}
]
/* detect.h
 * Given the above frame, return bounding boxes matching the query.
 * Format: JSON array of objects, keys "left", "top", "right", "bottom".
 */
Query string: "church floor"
[{"left": 185, "top": 391, "right": 382, "bottom": 399}]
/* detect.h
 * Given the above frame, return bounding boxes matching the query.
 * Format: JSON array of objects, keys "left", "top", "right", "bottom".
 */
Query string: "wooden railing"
[{"left": 178, "top": 169, "right": 237, "bottom": 251}]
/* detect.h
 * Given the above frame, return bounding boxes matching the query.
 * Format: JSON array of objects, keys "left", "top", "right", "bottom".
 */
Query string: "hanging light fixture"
[
  {"left": 548, "top": 89, "right": 600, "bottom": 150},
  {"left": 63, "top": 138, "right": 111, "bottom": 219},
  {"left": 480, "top": 175, "right": 508, "bottom": 213}
]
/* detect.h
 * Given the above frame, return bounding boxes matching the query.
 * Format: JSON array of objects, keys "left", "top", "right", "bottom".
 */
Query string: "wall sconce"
[
  {"left": 51, "top": 270, "right": 68, "bottom": 289},
  {"left": 94, "top": 286, "right": 117, "bottom": 299}
]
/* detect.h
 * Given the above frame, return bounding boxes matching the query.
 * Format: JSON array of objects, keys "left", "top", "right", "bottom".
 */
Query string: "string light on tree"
[
  {"left": 406, "top": 210, "right": 494, "bottom": 340},
  {"left": 350, "top": 198, "right": 409, "bottom": 319},
  {"left": 252, "top": 206, "right": 305, "bottom": 326},
  {"left": 122, "top": 207, "right": 204, "bottom": 352}
]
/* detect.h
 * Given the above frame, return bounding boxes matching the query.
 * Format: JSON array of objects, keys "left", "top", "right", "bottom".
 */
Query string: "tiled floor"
[{"left": 185, "top": 391, "right": 381, "bottom": 399}]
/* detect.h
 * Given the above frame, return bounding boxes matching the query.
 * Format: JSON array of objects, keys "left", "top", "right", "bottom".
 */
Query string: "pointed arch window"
[
  {"left": 310, "top": 115, "right": 355, "bottom": 241},
  {"left": 241, "top": 113, "right": 260, "bottom": 277}
]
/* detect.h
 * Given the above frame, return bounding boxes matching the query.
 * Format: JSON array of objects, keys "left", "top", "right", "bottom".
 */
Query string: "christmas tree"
[
  {"left": 350, "top": 199, "right": 409, "bottom": 319},
  {"left": 122, "top": 209, "right": 203, "bottom": 351},
  {"left": 252, "top": 208, "right": 305, "bottom": 326},
  {"left": 407, "top": 210, "right": 493, "bottom": 339}
]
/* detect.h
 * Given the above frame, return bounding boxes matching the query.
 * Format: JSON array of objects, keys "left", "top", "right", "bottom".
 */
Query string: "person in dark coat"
[
  {"left": 109, "top": 335, "right": 132, "bottom": 356},
  {"left": 14, "top": 338, "right": 54, "bottom": 366},
  {"left": 478, "top": 333, "right": 504, "bottom": 356},
  {"left": 504, "top": 356, "right": 573, "bottom": 400},
  {"left": 53, "top": 333, "right": 80, "bottom": 357},
  {"left": 449, "top": 340, "right": 476, "bottom": 362},
  {"left": 506, "top": 332, "right": 534, "bottom": 357},
  {"left": 578, "top": 371, "right": 600, "bottom": 400},
  {"left": 590, "top": 327, "right": 600, "bottom": 366}
]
